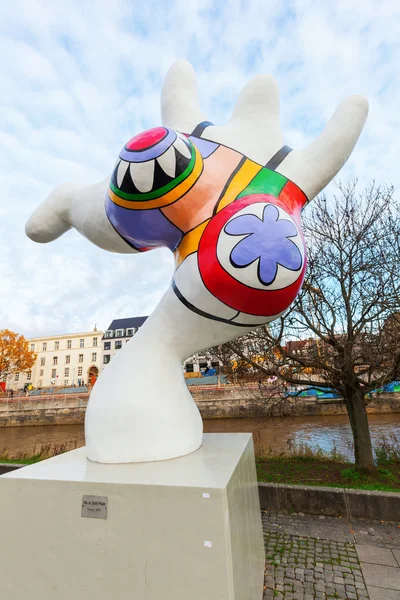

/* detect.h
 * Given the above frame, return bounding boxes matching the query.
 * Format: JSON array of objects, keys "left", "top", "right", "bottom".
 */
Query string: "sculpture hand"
[
  {"left": 161, "top": 60, "right": 369, "bottom": 201},
  {"left": 25, "top": 179, "right": 136, "bottom": 253}
]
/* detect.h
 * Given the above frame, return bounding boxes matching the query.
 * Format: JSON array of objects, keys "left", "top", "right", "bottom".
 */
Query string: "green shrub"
[
  {"left": 340, "top": 468, "right": 361, "bottom": 482},
  {"left": 374, "top": 433, "right": 400, "bottom": 466}
]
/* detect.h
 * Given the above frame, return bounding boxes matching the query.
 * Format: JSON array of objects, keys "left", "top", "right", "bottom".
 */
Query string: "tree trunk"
[{"left": 344, "top": 388, "right": 376, "bottom": 474}]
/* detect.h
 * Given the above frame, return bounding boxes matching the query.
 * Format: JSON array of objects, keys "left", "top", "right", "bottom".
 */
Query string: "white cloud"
[{"left": 0, "top": 0, "right": 399, "bottom": 337}]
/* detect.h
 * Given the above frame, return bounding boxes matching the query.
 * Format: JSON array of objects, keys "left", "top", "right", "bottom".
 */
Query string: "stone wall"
[
  {"left": 195, "top": 392, "right": 400, "bottom": 418},
  {"left": 0, "top": 391, "right": 399, "bottom": 426},
  {"left": 0, "top": 407, "right": 86, "bottom": 427}
]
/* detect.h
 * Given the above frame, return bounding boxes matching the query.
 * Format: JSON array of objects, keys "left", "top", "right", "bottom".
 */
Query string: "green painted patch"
[{"left": 238, "top": 167, "right": 287, "bottom": 199}]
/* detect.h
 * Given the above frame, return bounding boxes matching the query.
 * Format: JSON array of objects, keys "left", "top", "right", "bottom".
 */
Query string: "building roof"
[{"left": 106, "top": 317, "right": 148, "bottom": 331}]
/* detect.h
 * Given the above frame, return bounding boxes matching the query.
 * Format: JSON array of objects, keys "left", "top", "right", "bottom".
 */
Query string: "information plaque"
[{"left": 81, "top": 495, "right": 108, "bottom": 519}]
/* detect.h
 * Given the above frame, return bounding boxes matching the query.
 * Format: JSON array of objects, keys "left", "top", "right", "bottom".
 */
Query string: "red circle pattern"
[
  {"left": 197, "top": 194, "right": 307, "bottom": 317},
  {"left": 125, "top": 127, "right": 168, "bottom": 151}
]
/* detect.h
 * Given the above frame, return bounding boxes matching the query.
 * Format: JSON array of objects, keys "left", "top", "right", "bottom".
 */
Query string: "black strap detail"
[
  {"left": 191, "top": 121, "right": 214, "bottom": 138},
  {"left": 265, "top": 145, "right": 293, "bottom": 171},
  {"left": 172, "top": 281, "right": 259, "bottom": 328}
]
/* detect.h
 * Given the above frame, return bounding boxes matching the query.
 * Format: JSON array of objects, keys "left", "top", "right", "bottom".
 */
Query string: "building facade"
[
  {"left": 7, "top": 329, "right": 103, "bottom": 391},
  {"left": 183, "top": 353, "right": 222, "bottom": 377},
  {"left": 102, "top": 317, "right": 148, "bottom": 370}
]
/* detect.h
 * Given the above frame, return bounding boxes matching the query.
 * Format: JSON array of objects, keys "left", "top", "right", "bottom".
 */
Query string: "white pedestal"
[{"left": 0, "top": 433, "right": 264, "bottom": 600}]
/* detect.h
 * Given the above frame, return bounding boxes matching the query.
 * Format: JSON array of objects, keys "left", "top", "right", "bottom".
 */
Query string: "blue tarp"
[
  {"left": 287, "top": 387, "right": 341, "bottom": 399},
  {"left": 186, "top": 375, "right": 227, "bottom": 386},
  {"left": 368, "top": 381, "right": 400, "bottom": 396}
]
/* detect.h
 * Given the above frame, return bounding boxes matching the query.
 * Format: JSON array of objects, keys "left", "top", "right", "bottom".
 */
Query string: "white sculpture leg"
[{"left": 85, "top": 287, "right": 253, "bottom": 463}]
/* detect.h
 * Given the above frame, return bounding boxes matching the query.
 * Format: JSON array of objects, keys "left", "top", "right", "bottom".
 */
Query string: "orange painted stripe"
[
  {"left": 108, "top": 146, "right": 203, "bottom": 210},
  {"left": 216, "top": 159, "right": 262, "bottom": 213},
  {"left": 162, "top": 146, "right": 242, "bottom": 232},
  {"left": 174, "top": 219, "right": 210, "bottom": 267}
]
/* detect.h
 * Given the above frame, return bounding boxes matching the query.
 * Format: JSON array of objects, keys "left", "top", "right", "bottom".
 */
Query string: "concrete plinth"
[{"left": 0, "top": 433, "right": 264, "bottom": 600}]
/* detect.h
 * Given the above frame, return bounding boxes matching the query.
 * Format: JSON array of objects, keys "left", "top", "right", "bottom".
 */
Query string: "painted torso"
[{"left": 106, "top": 126, "right": 308, "bottom": 326}]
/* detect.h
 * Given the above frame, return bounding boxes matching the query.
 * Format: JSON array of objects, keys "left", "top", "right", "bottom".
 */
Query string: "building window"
[
  {"left": 92, "top": 353, "right": 97, "bottom": 362},
  {"left": 64, "top": 379, "right": 69, "bottom": 386},
  {"left": 115, "top": 341, "right": 122, "bottom": 349},
  {"left": 42, "top": 342, "right": 47, "bottom": 351},
  {"left": 199, "top": 362, "right": 208, "bottom": 370},
  {"left": 55, "top": 341, "right": 59, "bottom": 350},
  {"left": 65, "top": 368, "right": 70, "bottom": 377},
  {"left": 40, "top": 369, "right": 44, "bottom": 377},
  {"left": 40, "top": 357, "right": 45, "bottom": 366},
  {"left": 104, "top": 342, "right": 111, "bottom": 351},
  {"left": 67, "top": 339, "right": 72, "bottom": 349},
  {"left": 126, "top": 328, "right": 134, "bottom": 336},
  {"left": 211, "top": 362, "right": 220, "bottom": 369},
  {"left": 185, "top": 363, "right": 194, "bottom": 373},
  {"left": 78, "top": 354, "right": 83, "bottom": 363},
  {"left": 65, "top": 355, "right": 70, "bottom": 364},
  {"left": 103, "top": 355, "right": 111, "bottom": 364},
  {"left": 15, "top": 373, "right": 19, "bottom": 381},
  {"left": 77, "top": 367, "right": 83, "bottom": 377},
  {"left": 93, "top": 337, "right": 98, "bottom": 347},
  {"left": 80, "top": 339, "right": 84, "bottom": 348},
  {"left": 115, "top": 329, "right": 124, "bottom": 337},
  {"left": 104, "top": 330, "right": 114, "bottom": 338},
  {"left": 51, "top": 369, "right": 57, "bottom": 379},
  {"left": 53, "top": 356, "right": 58, "bottom": 365},
  {"left": 30, "top": 343, "right": 35, "bottom": 352},
  {"left": 26, "top": 372, "right": 32, "bottom": 381}
]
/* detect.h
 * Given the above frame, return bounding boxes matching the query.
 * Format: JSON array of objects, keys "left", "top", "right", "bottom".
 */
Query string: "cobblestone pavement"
[{"left": 262, "top": 511, "right": 400, "bottom": 599}]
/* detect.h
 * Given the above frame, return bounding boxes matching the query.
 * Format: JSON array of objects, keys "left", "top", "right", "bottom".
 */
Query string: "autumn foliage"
[{"left": 0, "top": 329, "right": 36, "bottom": 381}]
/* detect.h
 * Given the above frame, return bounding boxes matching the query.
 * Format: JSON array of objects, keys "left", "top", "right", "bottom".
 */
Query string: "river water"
[{"left": 1, "top": 413, "right": 400, "bottom": 460}]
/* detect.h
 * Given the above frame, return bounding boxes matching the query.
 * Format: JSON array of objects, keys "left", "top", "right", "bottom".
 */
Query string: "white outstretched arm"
[{"left": 25, "top": 179, "right": 136, "bottom": 254}]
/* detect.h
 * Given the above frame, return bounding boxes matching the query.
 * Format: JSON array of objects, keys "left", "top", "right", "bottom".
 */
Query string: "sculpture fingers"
[
  {"left": 230, "top": 74, "right": 280, "bottom": 127},
  {"left": 161, "top": 59, "right": 207, "bottom": 133},
  {"left": 276, "top": 95, "right": 369, "bottom": 200},
  {"left": 204, "top": 74, "right": 283, "bottom": 164},
  {"left": 25, "top": 180, "right": 137, "bottom": 254}
]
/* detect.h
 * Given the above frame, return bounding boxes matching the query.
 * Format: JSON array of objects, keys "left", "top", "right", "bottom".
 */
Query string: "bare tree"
[{"left": 213, "top": 182, "right": 400, "bottom": 473}]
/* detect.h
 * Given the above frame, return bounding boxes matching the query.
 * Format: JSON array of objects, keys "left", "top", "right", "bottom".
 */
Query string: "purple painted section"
[
  {"left": 225, "top": 204, "right": 302, "bottom": 286},
  {"left": 106, "top": 196, "right": 182, "bottom": 251},
  {"left": 189, "top": 136, "right": 218, "bottom": 158},
  {"left": 119, "top": 128, "right": 177, "bottom": 163}
]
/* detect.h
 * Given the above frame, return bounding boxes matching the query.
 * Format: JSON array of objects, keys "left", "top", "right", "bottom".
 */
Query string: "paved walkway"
[{"left": 262, "top": 510, "right": 400, "bottom": 599}]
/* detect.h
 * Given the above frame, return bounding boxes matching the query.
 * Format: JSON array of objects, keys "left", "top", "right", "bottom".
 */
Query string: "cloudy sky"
[{"left": 1, "top": 0, "right": 399, "bottom": 338}]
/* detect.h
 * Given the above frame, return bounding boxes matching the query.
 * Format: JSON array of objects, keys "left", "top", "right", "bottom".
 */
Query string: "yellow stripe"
[
  {"left": 174, "top": 219, "right": 210, "bottom": 267},
  {"left": 216, "top": 159, "right": 262, "bottom": 212},
  {"left": 108, "top": 147, "right": 203, "bottom": 210}
]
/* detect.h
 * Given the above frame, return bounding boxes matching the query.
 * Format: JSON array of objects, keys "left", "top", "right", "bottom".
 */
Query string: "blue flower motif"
[{"left": 224, "top": 204, "right": 302, "bottom": 286}]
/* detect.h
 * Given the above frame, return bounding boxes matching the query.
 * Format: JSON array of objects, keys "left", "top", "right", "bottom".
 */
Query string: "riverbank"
[
  {"left": 1, "top": 391, "right": 400, "bottom": 427},
  {"left": 2, "top": 413, "right": 400, "bottom": 461}
]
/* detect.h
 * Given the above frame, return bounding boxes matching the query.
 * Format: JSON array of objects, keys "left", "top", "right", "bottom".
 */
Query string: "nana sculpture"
[{"left": 26, "top": 60, "right": 368, "bottom": 463}]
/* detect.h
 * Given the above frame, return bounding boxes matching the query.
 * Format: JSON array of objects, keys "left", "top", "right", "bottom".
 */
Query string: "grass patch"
[
  {"left": 256, "top": 457, "right": 400, "bottom": 491},
  {"left": 0, "top": 442, "right": 78, "bottom": 465},
  {"left": 255, "top": 437, "right": 400, "bottom": 491}
]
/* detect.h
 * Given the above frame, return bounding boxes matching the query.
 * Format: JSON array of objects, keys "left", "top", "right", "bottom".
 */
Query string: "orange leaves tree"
[{"left": 0, "top": 330, "right": 36, "bottom": 382}]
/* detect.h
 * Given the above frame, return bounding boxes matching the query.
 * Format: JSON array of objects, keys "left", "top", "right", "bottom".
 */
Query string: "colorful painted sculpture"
[{"left": 26, "top": 60, "right": 368, "bottom": 463}]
